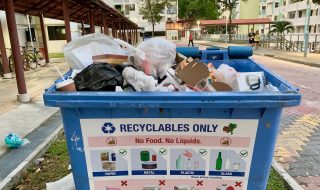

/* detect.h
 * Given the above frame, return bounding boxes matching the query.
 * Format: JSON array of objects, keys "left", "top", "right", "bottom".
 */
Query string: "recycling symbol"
[{"left": 101, "top": 122, "right": 116, "bottom": 134}]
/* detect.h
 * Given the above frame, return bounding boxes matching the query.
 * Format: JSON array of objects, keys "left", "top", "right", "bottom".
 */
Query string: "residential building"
[
  {"left": 259, "top": 0, "right": 320, "bottom": 34},
  {"left": 236, "top": 0, "right": 260, "bottom": 34},
  {"left": 102, "top": 0, "right": 178, "bottom": 36},
  {"left": 219, "top": 0, "right": 260, "bottom": 34}
]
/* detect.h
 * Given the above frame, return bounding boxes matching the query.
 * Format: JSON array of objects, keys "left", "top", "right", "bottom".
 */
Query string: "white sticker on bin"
[{"left": 80, "top": 118, "right": 258, "bottom": 190}]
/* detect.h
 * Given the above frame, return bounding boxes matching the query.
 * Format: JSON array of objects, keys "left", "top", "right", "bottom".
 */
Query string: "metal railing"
[{"left": 206, "top": 34, "right": 320, "bottom": 53}]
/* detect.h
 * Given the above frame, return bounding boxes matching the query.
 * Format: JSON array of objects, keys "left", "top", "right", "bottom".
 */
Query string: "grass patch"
[
  {"left": 49, "top": 53, "right": 64, "bottom": 59},
  {"left": 267, "top": 168, "right": 292, "bottom": 190},
  {"left": 13, "top": 134, "right": 292, "bottom": 190},
  {"left": 13, "top": 133, "right": 70, "bottom": 190}
]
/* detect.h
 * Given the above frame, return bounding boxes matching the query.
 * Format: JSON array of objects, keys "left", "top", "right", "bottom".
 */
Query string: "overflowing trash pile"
[{"left": 56, "top": 34, "right": 278, "bottom": 93}]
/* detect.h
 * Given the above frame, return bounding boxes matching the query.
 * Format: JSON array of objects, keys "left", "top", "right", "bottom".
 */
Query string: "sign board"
[{"left": 80, "top": 118, "right": 258, "bottom": 190}]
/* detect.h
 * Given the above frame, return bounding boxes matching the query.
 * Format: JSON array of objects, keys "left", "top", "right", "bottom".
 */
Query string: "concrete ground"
[
  {"left": 177, "top": 41, "right": 320, "bottom": 190},
  {"left": 0, "top": 59, "right": 69, "bottom": 156}
]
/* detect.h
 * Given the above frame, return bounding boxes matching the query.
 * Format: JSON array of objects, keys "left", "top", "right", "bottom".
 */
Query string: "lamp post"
[
  {"left": 225, "top": 11, "right": 230, "bottom": 44},
  {"left": 303, "top": 2, "right": 311, "bottom": 57}
]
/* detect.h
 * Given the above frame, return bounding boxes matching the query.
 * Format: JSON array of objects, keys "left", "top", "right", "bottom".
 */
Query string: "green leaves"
[
  {"left": 178, "top": 0, "right": 220, "bottom": 20},
  {"left": 268, "top": 21, "right": 294, "bottom": 35},
  {"left": 139, "top": 0, "right": 169, "bottom": 24}
]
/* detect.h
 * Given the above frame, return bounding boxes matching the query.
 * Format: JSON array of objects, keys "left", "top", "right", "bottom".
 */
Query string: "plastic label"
[{"left": 80, "top": 118, "right": 258, "bottom": 190}]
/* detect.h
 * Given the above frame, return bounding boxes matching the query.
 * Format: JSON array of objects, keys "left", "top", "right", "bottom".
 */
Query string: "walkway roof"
[
  {"left": 0, "top": 0, "right": 138, "bottom": 28},
  {"left": 200, "top": 18, "right": 273, "bottom": 26}
]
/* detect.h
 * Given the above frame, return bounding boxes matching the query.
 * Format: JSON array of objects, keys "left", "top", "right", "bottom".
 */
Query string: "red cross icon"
[
  {"left": 235, "top": 181, "right": 242, "bottom": 187},
  {"left": 196, "top": 180, "right": 204, "bottom": 186},
  {"left": 159, "top": 180, "right": 166, "bottom": 186},
  {"left": 121, "top": 181, "right": 128, "bottom": 186}
]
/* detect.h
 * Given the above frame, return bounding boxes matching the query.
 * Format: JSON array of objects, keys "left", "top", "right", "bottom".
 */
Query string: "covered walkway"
[
  {"left": 0, "top": 0, "right": 139, "bottom": 102},
  {"left": 200, "top": 18, "right": 273, "bottom": 33}
]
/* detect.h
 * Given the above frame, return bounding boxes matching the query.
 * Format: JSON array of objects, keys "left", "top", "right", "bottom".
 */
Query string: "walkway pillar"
[
  {"left": 0, "top": 20, "right": 12, "bottom": 79},
  {"left": 111, "top": 19, "right": 115, "bottom": 37},
  {"left": 135, "top": 29, "right": 138, "bottom": 44},
  {"left": 118, "top": 20, "right": 121, "bottom": 39},
  {"left": 102, "top": 13, "right": 108, "bottom": 35},
  {"left": 62, "top": 0, "right": 71, "bottom": 42},
  {"left": 89, "top": 10, "right": 95, "bottom": 33},
  {"left": 62, "top": 0, "right": 72, "bottom": 42},
  {"left": 81, "top": 20, "right": 85, "bottom": 35},
  {"left": 4, "top": 0, "right": 29, "bottom": 102},
  {"left": 39, "top": 13, "right": 49, "bottom": 64}
]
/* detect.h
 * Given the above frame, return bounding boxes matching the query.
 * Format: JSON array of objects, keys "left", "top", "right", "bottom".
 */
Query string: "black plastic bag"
[{"left": 74, "top": 63, "right": 124, "bottom": 91}]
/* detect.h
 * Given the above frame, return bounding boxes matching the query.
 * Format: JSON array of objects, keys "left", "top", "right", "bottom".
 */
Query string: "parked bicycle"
[{"left": 8, "top": 46, "right": 45, "bottom": 71}]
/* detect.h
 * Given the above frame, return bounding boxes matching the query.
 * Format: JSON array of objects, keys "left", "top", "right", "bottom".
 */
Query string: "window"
[
  {"left": 129, "top": 4, "right": 135, "bottom": 11},
  {"left": 124, "top": 4, "right": 130, "bottom": 15},
  {"left": 115, "top": 5, "right": 122, "bottom": 12},
  {"left": 298, "top": 11, "right": 303, "bottom": 18},
  {"left": 275, "top": 2, "right": 279, "bottom": 8},
  {"left": 47, "top": 26, "right": 66, "bottom": 41},
  {"left": 289, "top": 12, "right": 295, "bottom": 19},
  {"left": 25, "top": 28, "right": 36, "bottom": 42},
  {"left": 274, "top": 16, "right": 278, "bottom": 21}
]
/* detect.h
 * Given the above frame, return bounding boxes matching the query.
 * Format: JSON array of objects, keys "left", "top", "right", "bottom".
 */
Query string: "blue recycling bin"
[{"left": 44, "top": 51, "right": 300, "bottom": 190}]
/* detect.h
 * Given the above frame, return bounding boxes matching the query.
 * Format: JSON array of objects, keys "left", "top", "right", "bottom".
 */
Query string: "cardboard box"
[
  {"left": 175, "top": 58, "right": 232, "bottom": 91},
  {"left": 92, "top": 54, "right": 128, "bottom": 65}
]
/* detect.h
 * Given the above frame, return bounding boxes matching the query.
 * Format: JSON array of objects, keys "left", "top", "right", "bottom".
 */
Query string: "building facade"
[
  {"left": 259, "top": 0, "right": 320, "bottom": 34},
  {"left": 102, "top": 0, "right": 178, "bottom": 36},
  {"left": 236, "top": 0, "right": 260, "bottom": 34},
  {"left": 0, "top": 11, "right": 103, "bottom": 54}
]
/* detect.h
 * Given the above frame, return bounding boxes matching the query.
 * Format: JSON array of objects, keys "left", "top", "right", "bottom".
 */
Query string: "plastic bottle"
[
  {"left": 216, "top": 152, "right": 222, "bottom": 170},
  {"left": 187, "top": 159, "right": 192, "bottom": 170},
  {"left": 176, "top": 155, "right": 184, "bottom": 170},
  {"left": 225, "top": 156, "right": 231, "bottom": 170}
]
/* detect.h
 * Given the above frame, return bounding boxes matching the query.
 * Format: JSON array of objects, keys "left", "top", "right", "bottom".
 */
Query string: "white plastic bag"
[
  {"left": 128, "top": 38, "right": 176, "bottom": 78},
  {"left": 122, "top": 67, "right": 157, "bottom": 91},
  {"left": 46, "top": 173, "right": 75, "bottom": 190},
  {"left": 214, "top": 64, "right": 238, "bottom": 90},
  {"left": 63, "top": 34, "right": 127, "bottom": 70}
]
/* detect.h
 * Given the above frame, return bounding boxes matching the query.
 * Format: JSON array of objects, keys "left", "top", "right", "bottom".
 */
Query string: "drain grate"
[{"left": 0, "top": 112, "right": 62, "bottom": 181}]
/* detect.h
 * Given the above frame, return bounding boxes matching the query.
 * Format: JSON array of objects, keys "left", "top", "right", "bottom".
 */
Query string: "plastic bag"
[
  {"left": 64, "top": 34, "right": 127, "bottom": 70},
  {"left": 46, "top": 173, "right": 75, "bottom": 190},
  {"left": 214, "top": 64, "right": 238, "bottom": 90},
  {"left": 74, "top": 63, "right": 124, "bottom": 91},
  {"left": 128, "top": 38, "right": 176, "bottom": 78},
  {"left": 5, "top": 133, "right": 29, "bottom": 148},
  {"left": 122, "top": 67, "right": 157, "bottom": 91}
]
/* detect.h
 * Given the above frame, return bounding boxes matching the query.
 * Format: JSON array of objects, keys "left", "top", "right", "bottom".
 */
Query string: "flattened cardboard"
[
  {"left": 92, "top": 54, "right": 128, "bottom": 65},
  {"left": 176, "top": 59, "right": 209, "bottom": 86},
  {"left": 211, "top": 81, "right": 233, "bottom": 91},
  {"left": 176, "top": 57, "right": 233, "bottom": 91}
]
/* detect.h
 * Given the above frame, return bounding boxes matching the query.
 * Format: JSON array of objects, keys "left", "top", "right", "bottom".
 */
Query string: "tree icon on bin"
[{"left": 102, "top": 122, "right": 116, "bottom": 134}]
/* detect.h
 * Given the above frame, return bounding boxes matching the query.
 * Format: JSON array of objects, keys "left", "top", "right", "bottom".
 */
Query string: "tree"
[
  {"left": 139, "top": 0, "right": 170, "bottom": 37},
  {"left": 217, "top": 0, "right": 247, "bottom": 41},
  {"left": 268, "top": 21, "right": 294, "bottom": 35},
  {"left": 178, "top": 0, "right": 220, "bottom": 20}
]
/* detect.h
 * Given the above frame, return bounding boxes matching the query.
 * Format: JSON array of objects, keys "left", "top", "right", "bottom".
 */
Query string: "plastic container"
[{"left": 44, "top": 51, "right": 301, "bottom": 190}]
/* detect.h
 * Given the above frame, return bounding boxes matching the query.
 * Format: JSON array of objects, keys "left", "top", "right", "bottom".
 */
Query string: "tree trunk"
[{"left": 152, "top": 24, "right": 155, "bottom": 37}]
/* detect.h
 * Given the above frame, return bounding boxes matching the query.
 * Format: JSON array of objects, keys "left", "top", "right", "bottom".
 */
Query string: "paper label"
[{"left": 80, "top": 118, "right": 258, "bottom": 190}]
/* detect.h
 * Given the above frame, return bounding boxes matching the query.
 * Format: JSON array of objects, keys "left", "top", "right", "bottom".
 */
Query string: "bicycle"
[
  {"left": 8, "top": 47, "right": 42, "bottom": 71},
  {"left": 26, "top": 47, "right": 45, "bottom": 68}
]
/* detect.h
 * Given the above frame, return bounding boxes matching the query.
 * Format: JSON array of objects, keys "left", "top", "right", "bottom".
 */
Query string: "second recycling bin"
[{"left": 44, "top": 48, "right": 301, "bottom": 190}]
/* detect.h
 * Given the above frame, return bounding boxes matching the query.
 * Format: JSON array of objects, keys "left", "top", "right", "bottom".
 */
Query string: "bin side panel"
[
  {"left": 61, "top": 108, "right": 90, "bottom": 190},
  {"left": 248, "top": 108, "right": 283, "bottom": 190}
]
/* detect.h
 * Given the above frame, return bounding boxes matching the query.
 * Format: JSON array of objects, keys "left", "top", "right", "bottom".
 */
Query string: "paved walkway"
[
  {"left": 0, "top": 59, "right": 69, "bottom": 156},
  {"left": 177, "top": 41, "right": 320, "bottom": 189},
  {"left": 192, "top": 40, "right": 320, "bottom": 68}
]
